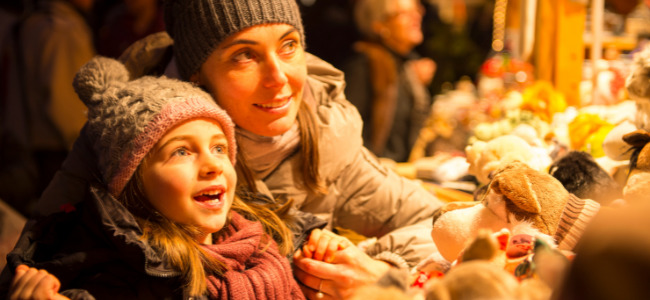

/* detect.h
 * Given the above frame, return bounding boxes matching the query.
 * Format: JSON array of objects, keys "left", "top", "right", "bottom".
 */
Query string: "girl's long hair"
[{"left": 119, "top": 167, "right": 294, "bottom": 297}]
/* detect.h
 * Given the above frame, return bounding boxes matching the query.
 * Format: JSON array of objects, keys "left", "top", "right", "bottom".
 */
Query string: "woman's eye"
[
  {"left": 280, "top": 40, "right": 298, "bottom": 55},
  {"left": 232, "top": 50, "right": 254, "bottom": 63}
]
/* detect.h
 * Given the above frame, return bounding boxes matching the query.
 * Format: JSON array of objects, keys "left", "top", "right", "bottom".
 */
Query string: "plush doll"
[
  {"left": 457, "top": 227, "right": 571, "bottom": 290},
  {"left": 465, "top": 135, "right": 552, "bottom": 185},
  {"left": 549, "top": 150, "right": 622, "bottom": 205},
  {"left": 431, "top": 161, "right": 600, "bottom": 262},
  {"left": 621, "top": 129, "right": 650, "bottom": 202}
]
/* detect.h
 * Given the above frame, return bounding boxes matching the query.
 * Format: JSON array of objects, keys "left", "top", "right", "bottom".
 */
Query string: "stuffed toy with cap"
[{"left": 431, "top": 161, "right": 600, "bottom": 262}]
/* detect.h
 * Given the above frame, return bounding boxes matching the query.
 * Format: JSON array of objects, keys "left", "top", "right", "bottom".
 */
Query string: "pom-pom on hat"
[
  {"left": 163, "top": 0, "right": 305, "bottom": 80},
  {"left": 73, "top": 56, "right": 237, "bottom": 197}
]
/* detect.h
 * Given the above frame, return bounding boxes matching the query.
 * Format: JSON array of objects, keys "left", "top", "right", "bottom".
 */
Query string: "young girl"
[{"left": 0, "top": 56, "right": 304, "bottom": 299}]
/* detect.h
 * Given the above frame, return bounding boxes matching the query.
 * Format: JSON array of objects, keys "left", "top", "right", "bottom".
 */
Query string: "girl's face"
[
  {"left": 196, "top": 24, "right": 307, "bottom": 137},
  {"left": 141, "top": 118, "right": 237, "bottom": 244}
]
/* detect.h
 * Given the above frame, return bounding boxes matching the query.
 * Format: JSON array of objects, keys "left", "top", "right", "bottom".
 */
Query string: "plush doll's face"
[
  {"left": 506, "top": 234, "right": 534, "bottom": 258},
  {"left": 431, "top": 190, "right": 510, "bottom": 261}
]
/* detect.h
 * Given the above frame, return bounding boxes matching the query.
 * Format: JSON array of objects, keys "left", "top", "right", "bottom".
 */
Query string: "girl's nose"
[
  {"left": 199, "top": 154, "right": 223, "bottom": 178},
  {"left": 262, "top": 54, "right": 289, "bottom": 88}
]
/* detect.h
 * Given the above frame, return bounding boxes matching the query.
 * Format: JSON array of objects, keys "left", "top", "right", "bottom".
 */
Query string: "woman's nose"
[{"left": 262, "top": 54, "right": 289, "bottom": 88}]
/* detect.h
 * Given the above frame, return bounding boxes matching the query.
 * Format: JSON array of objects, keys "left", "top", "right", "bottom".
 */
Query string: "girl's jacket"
[{"left": 0, "top": 186, "right": 189, "bottom": 299}]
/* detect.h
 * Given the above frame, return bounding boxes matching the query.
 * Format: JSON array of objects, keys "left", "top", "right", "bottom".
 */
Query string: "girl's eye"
[
  {"left": 212, "top": 144, "right": 227, "bottom": 155},
  {"left": 171, "top": 147, "right": 190, "bottom": 157}
]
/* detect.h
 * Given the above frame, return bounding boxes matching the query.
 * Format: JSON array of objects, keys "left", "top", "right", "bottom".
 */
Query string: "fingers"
[
  {"left": 323, "top": 238, "right": 339, "bottom": 263},
  {"left": 11, "top": 267, "right": 48, "bottom": 300},
  {"left": 303, "top": 229, "right": 353, "bottom": 263},
  {"left": 10, "top": 266, "right": 61, "bottom": 300},
  {"left": 33, "top": 275, "right": 61, "bottom": 300},
  {"left": 15, "top": 265, "right": 29, "bottom": 275},
  {"left": 294, "top": 268, "right": 333, "bottom": 300},
  {"left": 314, "top": 232, "right": 331, "bottom": 261},
  {"left": 293, "top": 254, "right": 342, "bottom": 283}
]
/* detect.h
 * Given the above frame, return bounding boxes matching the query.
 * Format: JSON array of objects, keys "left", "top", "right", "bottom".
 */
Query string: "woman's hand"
[
  {"left": 301, "top": 229, "right": 352, "bottom": 263},
  {"left": 293, "top": 244, "right": 392, "bottom": 299},
  {"left": 9, "top": 265, "right": 69, "bottom": 300}
]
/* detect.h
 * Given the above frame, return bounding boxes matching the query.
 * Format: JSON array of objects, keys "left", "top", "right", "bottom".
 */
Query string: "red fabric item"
[{"left": 202, "top": 212, "right": 305, "bottom": 299}]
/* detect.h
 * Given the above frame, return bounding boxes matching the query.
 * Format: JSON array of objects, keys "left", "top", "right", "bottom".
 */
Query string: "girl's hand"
[
  {"left": 9, "top": 265, "right": 69, "bottom": 300},
  {"left": 301, "top": 229, "right": 352, "bottom": 263}
]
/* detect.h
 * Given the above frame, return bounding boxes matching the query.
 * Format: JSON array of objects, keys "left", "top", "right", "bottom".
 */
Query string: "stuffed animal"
[
  {"left": 621, "top": 129, "right": 650, "bottom": 202},
  {"left": 465, "top": 135, "right": 552, "bottom": 185},
  {"left": 423, "top": 259, "right": 552, "bottom": 300},
  {"left": 431, "top": 161, "right": 600, "bottom": 262},
  {"left": 549, "top": 150, "right": 622, "bottom": 205},
  {"left": 424, "top": 260, "right": 524, "bottom": 300}
]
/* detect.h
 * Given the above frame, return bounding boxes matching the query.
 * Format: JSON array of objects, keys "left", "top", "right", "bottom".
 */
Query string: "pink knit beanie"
[{"left": 73, "top": 56, "right": 237, "bottom": 197}]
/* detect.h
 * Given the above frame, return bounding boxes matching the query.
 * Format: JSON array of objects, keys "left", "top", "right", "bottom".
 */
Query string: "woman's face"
[
  {"left": 197, "top": 24, "right": 307, "bottom": 137},
  {"left": 141, "top": 118, "right": 237, "bottom": 244}
]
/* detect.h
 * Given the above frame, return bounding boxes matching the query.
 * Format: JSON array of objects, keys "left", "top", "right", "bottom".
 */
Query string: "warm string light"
[{"left": 492, "top": 0, "right": 508, "bottom": 52}]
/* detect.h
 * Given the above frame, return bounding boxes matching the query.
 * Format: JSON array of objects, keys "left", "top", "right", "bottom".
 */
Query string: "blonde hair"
[{"left": 120, "top": 167, "right": 294, "bottom": 297}]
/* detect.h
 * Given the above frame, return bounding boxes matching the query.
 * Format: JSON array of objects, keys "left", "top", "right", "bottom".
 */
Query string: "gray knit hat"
[
  {"left": 163, "top": 0, "right": 305, "bottom": 80},
  {"left": 73, "top": 56, "right": 237, "bottom": 197}
]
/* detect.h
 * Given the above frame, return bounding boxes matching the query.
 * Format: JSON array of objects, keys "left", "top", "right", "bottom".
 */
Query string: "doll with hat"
[{"left": 430, "top": 161, "right": 600, "bottom": 262}]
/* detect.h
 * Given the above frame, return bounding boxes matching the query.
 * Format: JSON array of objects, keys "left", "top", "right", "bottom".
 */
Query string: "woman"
[{"left": 36, "top": 0, "right": 444, "bottom": 298}]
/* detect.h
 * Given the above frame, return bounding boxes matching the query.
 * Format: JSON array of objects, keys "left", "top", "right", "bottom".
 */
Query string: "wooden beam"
[{"left": 554, "top": 0, "right": 586, "bottom": 107}]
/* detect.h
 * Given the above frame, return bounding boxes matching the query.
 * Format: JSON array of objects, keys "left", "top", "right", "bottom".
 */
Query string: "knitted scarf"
[{"left": 202, "top": 212, "right": 305, "bottom": 299}]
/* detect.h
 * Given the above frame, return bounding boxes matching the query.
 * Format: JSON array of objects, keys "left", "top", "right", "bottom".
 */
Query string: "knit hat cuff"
[
  {"left": 165, "top": 0, "right": 305, "bottom": 80},
  {"left": 109, "top": 97, "right": 237, "bottom": 196},
  {"left": 554, "top": 194, "right": 600, "bottom": 251}
]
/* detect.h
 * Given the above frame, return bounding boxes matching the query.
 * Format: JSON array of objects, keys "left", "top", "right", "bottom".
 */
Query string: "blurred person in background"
[
  {"left": 343, "top": 0, "right": 436, "bottom": 163},
  {"left": 96, "top": 0, "right": 164, "bottom": 59},
  {"left": 0, "top": 0, "right": 95, "bottom": 217}
]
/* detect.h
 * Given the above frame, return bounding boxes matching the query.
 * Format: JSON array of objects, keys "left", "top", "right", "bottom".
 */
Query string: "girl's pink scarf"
[{"left": 202, "top": 212, "right": 305, "bottom": 299}]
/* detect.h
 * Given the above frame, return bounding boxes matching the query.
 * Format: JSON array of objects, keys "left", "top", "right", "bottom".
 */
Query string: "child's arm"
[
  {"left": 9, "top": 265, "right": 69, "bottom": 300},
  {"left": 301, "top": 229, "right": 352, "bottom": 263}
]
